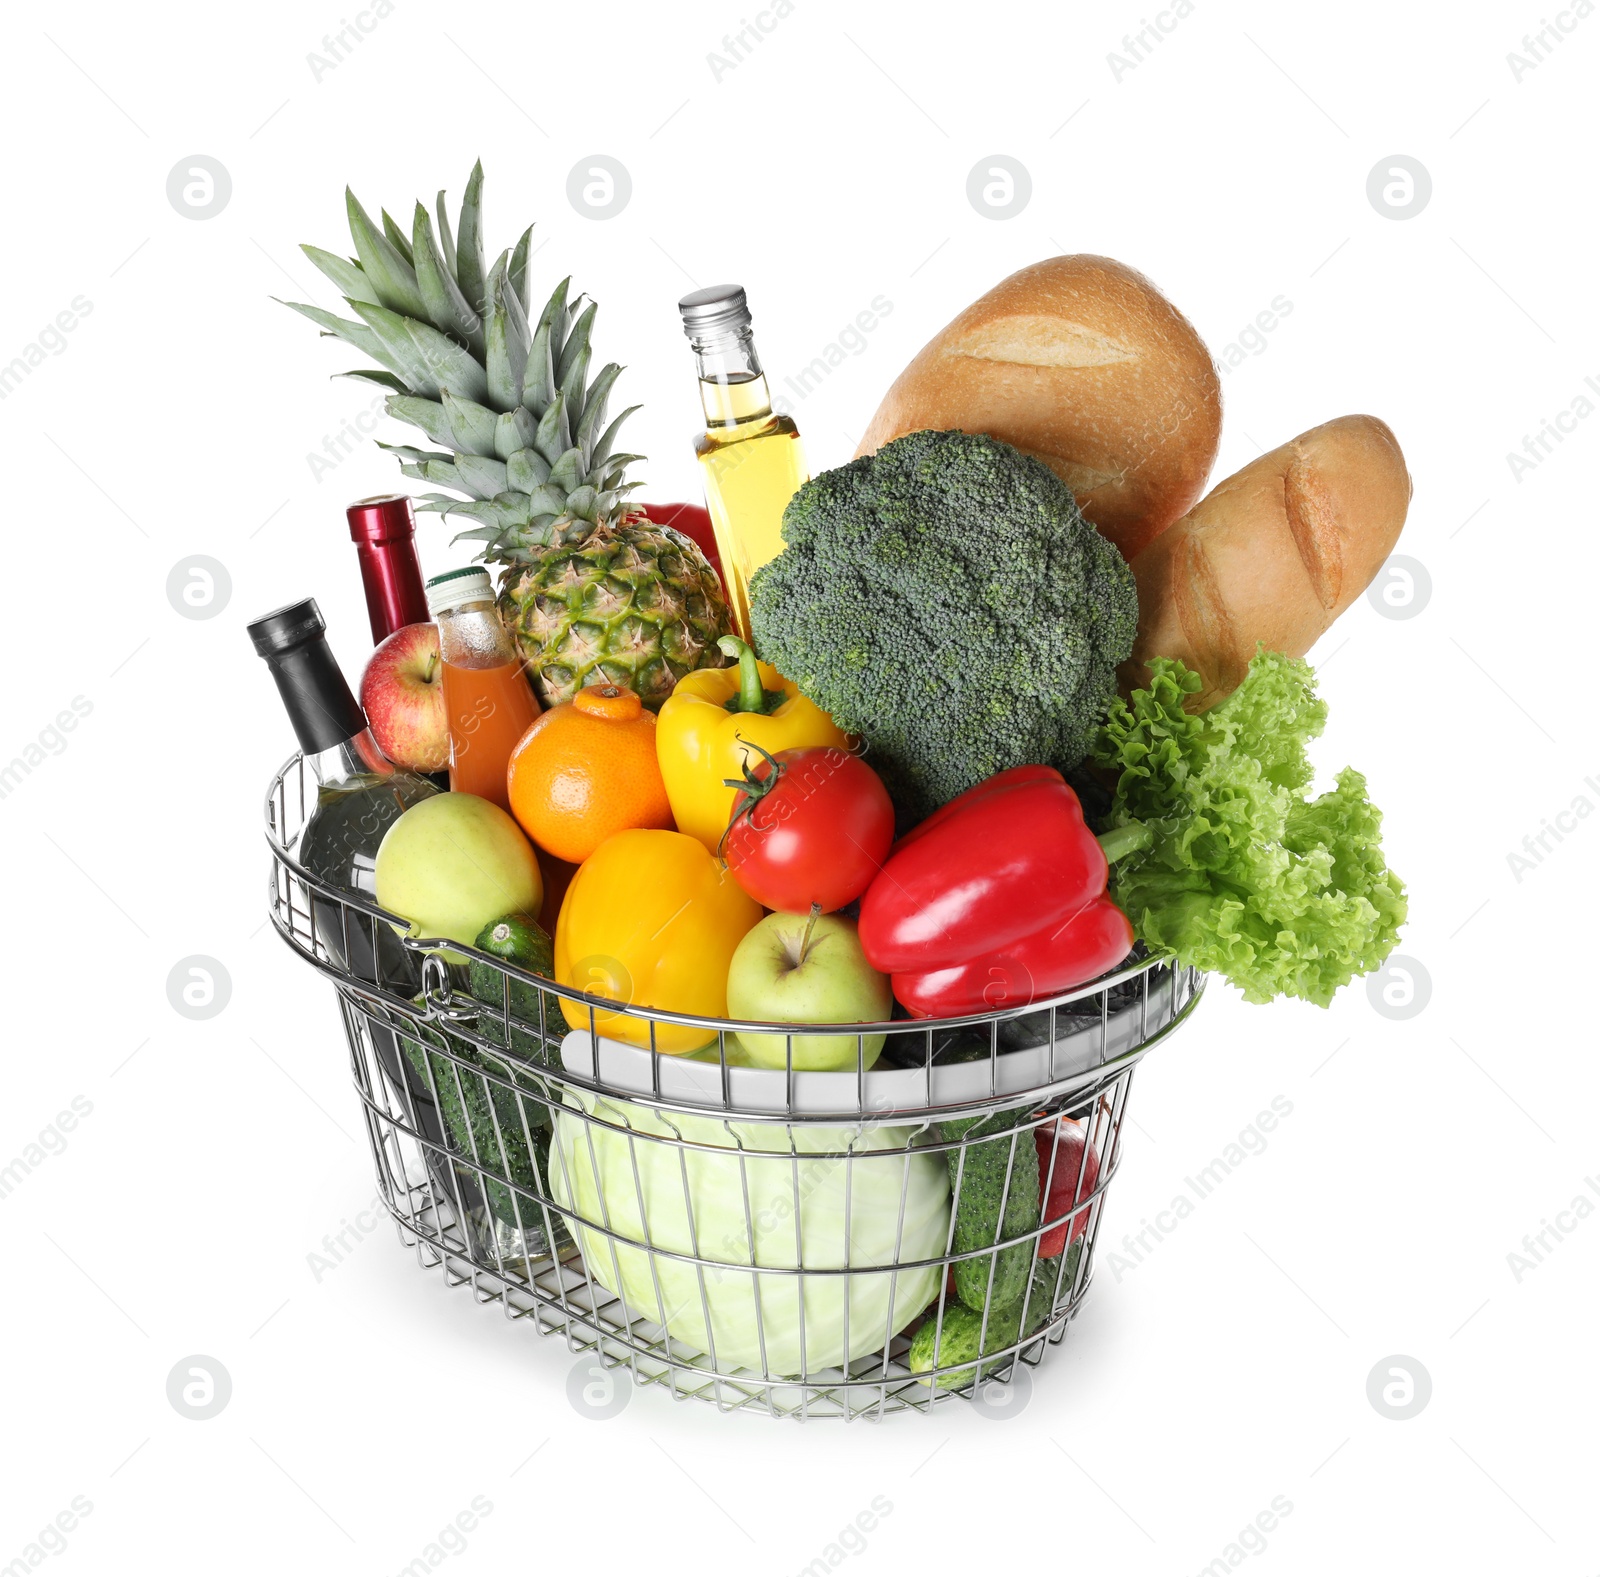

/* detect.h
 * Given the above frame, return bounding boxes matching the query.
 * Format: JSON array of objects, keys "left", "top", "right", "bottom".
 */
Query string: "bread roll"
[
  {"left": 1121, "top": 415, "right": 1411, "bottom": 708},
  {"left": 855, "top": 256, "right": 1222, "bottom": 560}
]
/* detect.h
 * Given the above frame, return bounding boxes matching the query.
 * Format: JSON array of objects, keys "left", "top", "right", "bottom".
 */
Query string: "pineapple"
[{"left": 282, "top": 162, "right": 731, "bottom": 708}]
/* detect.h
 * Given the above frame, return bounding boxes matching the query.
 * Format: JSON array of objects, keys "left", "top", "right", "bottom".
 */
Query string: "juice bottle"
[
  {"left": 678, "top": 284, "right": 808, "bottom": 641},
  {"left": 425, "top": 567, "right": 540, "bottom": 811}
]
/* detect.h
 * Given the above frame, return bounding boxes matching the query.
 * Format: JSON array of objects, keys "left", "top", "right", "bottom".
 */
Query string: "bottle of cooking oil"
[{"left": 678, "top": 284, "right": 808, "bottom": 641}]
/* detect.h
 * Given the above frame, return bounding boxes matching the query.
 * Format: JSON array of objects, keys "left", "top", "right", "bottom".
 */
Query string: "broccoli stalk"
[{"left": 748, "top": 430, "right": 1138, "bottom": 826}]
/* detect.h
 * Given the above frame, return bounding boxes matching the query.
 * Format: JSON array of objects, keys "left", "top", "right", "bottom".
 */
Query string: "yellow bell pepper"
[
  {"left": 554, "top": 828, "right": 762, "bottom": 1054},
  {"left": 657, "top": 636, "right": 851, "bottom": 851}
]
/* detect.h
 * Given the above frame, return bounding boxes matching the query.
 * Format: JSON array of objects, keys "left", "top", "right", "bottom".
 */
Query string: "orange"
[{"left": 506, "top": 684, "right": 675, "bottom": 863}]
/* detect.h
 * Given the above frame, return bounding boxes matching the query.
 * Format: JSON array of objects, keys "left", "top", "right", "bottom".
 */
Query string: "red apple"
[
  {"left": 360, "top": 622, "right": 448, "bottom": 772},
  {"left": 1036, "top": 1118, "right": 1101, "bottom": 1258}
]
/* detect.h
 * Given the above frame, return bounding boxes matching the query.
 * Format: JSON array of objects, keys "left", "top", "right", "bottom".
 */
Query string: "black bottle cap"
[
  {"left": 247, "top": 598, "right": 328, "bottom": 658},
  {"left": 246, "top": 598, "right": 367, "bottom": 755}
]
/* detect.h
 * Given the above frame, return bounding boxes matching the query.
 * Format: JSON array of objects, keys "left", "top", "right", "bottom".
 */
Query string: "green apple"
[
  {"left": 726, "top": 911, "right": 892, "bottom": 1071},
  {"left": 375, "top": 793, "right": 542, "bottom": 961}
]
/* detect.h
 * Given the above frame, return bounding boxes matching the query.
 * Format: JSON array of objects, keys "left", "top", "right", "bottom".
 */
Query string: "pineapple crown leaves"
[{"left": 278, "top": 161, "right": 643, "bottom": 564}]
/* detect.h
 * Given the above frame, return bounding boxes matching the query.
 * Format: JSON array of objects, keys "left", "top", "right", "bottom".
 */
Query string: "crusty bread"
[
  {"left": 1121, "top": 415, "right": 1411, "bottom": 708},
  {"left": 855, "top": 255, "right": 1222, "bottom": 560}
]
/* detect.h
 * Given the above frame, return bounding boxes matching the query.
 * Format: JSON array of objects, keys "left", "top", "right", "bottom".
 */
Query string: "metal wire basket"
[{"left": 264, "top": 752, "right": 1205, "bottom": 1420}]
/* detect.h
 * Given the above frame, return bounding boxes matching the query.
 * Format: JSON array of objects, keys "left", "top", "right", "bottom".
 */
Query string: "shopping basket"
[{"left": 264, "top": 752, "right": 1204, "bottom": 1420}]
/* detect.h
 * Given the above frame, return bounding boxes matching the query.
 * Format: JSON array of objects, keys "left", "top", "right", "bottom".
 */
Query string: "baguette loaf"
[
  {"left": 855, "top": 255, "right": 1222, "bottom": 560},
  {"left": 1121, "top": 415, "right": 1411, "bottom": 708}
]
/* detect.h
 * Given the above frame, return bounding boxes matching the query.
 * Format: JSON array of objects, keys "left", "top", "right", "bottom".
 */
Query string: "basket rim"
[{"left": 265, "top": 750, "right": 1182, "bottom": 1039}]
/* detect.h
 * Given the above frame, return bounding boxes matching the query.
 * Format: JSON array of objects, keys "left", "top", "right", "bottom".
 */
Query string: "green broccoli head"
[{"left": 749, "top": 429, "right": 1138, "bottom": 826}]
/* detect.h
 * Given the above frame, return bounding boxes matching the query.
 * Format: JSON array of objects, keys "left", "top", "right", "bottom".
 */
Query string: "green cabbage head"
[{"left": 551, "top": 1092, "right": 950, "bottom": 1376}]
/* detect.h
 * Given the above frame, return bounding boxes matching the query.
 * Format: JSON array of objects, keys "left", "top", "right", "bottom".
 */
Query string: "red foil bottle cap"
[{"left": 346, "top": 493, "right": 416, "bottom": 546}]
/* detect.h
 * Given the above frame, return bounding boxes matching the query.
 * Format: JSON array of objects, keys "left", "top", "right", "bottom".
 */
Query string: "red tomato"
[
  {"left": 1036, "top": 1118, "right": 1101, "bottom": 1258},
  {"left": 722, "top": 746, "right": 895, "bottom": 913}
]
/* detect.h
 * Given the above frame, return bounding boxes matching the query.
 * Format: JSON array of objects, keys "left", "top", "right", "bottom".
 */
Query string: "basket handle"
[{"left": 421, "top": 953, "right": 456, "bottom": 1021}]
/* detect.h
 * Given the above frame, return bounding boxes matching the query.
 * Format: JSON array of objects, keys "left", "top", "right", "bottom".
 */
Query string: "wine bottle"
[
  {"left": 248, "top": 597, "right": 438, "bottom": 986},
  {"left": 678, "top": 285, "right": 808, "bottom": 641},
  {"left": 348, "top": 494, "right": 430, "bottom": 645}
]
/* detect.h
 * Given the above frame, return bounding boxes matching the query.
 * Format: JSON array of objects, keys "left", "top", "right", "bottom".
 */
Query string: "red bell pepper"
[
  {"left": 892, "top": 764, "right": 1066, "bottom": 853},
  {"left": 891, "top": 896, "right": 1132, "bottom": 1018},
  {"left": 858, "top": 767, "right": 1136, "bottom": 1017},
  {"left": 859, "top": 769, "right": 1108, "bottom": 972}
]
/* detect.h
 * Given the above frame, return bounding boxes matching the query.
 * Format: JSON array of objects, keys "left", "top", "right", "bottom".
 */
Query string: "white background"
[{"left": 2, "top": 0, "right": 1595, "bottom": 1571}]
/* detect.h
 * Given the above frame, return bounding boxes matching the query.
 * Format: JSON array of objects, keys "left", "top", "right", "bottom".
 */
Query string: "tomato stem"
[{"left": 717, "top": 738, "right": 785, "bottom": 857}]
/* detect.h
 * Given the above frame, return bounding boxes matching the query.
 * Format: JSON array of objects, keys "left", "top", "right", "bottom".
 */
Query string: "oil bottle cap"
[
  {"left": 425, "top": 566, "right": 494, "bottom": 615},
  {"left": 678, "top": 284, "right": 750, "bottom": 341}
]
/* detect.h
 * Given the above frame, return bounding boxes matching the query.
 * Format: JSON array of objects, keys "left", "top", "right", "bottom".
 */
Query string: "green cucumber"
[
  {"left": 908, "top": 1257, "right": 1073, "bottom": 1390},
  {"left": 940, "top": 1107, "right": 1042, "bottom": 1313},
  {"left": 397, "top": 915, "right": 563, "bottom": 1240},
  {"left": 399, "top": 1021, "right": 547, "bottom": 1228},
  {"left": 468, "top": 913, "right": 558, "bottom": 1066}
]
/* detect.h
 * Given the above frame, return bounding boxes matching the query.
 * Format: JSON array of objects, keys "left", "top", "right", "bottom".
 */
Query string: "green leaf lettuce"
[{"left": 1090, "top": 650, "right": 1406, "bottom": 1006}]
